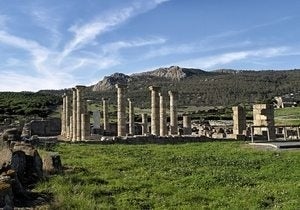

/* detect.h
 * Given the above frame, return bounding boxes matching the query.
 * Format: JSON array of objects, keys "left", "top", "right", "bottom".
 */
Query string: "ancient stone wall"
[{"left": 253, "top": 104, "right": 275, "bottom": 139}]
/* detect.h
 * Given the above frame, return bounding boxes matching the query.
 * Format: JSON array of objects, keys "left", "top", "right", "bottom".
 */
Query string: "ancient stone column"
[
  {"left": 81, "top": 100, "right": 90, "bottom": 140},
  {"left": 128, "top": 98, "right": 135, "bottom": 135},
  {"left": 168, "top": 90, "right": 178, "bottom": 135},
  {"left": 65, "top": 95, "right": 70, "bottom": 139},
  {"left": 183, "top": 115, "right": 192, "bottom": 135},
  {"left": 149, "top": 86, "right": 161, "bottom": 135},
  {"left": 61, "top": 94, "right": 66, "bottom": 136},
  {"left": 159, "top": 93, "right": 167, "bottom": 136},
  {"left": 69, "top": 116, "right": 73, "bottom": 140},
  {"left": 72, "top": 88, "right": 77, "bottom": 141},
  {"left": 85, "top": 111, "right": 91, "bottom": 138},
  {"left": 116, "top": 84, "right": 127, "bottom": 136},
  {"left": 232, "top": 105, "right": 246, "bottom": 135},
  {"left": 76, "top": 85, "right": 86, "bottom": 141},
  {"left": 102, "top": 98, "right": 109, "bottom": 132},
  {"left": 141, "top": 113, "right": 148, "bottom": 135},
  {"left": 81, "top": 113, "right": 86, "bottom": 140}
]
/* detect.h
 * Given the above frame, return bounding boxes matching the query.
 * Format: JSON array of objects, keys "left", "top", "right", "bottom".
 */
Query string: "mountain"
[
  {"left": 92, "top": 66, "right": 209, "bottom": 91},
  {"left": 92, "top": 73, "right": 130, "bottom": 91},
  {"left": 89, "top": 67, "right": 300, "bottom": 107},
  {"left": 132, "top": 66, "right": 207, "bottom": 80}
]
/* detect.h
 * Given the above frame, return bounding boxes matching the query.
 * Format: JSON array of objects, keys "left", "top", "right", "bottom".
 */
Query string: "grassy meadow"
[
  {"left": 36, "top": 142, "right": 300, "bottom": 209},
  {"left": 275, "top": 107, "right": 300, "bottom": 126}
]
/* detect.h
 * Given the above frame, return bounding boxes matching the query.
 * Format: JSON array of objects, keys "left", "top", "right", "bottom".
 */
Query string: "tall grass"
[{"left": 37, "top": 142, "right": 300, "bottom": 209}]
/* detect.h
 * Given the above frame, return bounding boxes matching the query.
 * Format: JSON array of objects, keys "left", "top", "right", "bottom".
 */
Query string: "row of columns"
[
  {"left": 114, "top": 84, "right": 192, "bottom": 137},
  {"left": 61, "top": 85, "right": 90, "bottom": 141},
  {"left": 149, "top": 86, "right": 181, "bottom": 136},
  {"left": 62, "top": 84, "right": 192, "bottom": 138}
]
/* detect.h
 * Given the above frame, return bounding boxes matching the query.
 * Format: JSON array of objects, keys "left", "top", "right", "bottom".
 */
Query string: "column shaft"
[
  {"left": 183, "top": 115, "right": 192, "bottom": 135},
  {"left": 65, "top": 95, "right": 70, "bottom": 139},
  {"left": 159, "top": 93, "right": 167, "bottom": 136},
  {"left": 128, "top": 99, "right": 135, "bottom": 135},
  {"left": 69, "top": 116, "right": 73, "bottom": 140},
  {"left": 116, "top": 84, "right": 127, "bottom": 136},
  {"left": 142, "top": 113, "right": 148, "bottom": 135},
  {"left": 76, "top": 86, "right": 86, "bottom": 141},
  {"left": 61, "top": 94, "right": 66, "bottom": 136},
  {"left": 72, "top": 88, "right": 77, "bottom": 141},
  {"left": 102, "top": 98, "right": 109, "bottom": 132},
  {"left": 169, "top": 91, "right": 178, "bottom": 135},
  {"left": 149, "top": 86, "right": 160, "bottom": 135}
]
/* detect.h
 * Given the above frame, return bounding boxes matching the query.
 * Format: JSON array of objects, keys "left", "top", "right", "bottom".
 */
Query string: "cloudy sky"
[{"left": 0, "top": 0, "right": 300, "bottom": 91}]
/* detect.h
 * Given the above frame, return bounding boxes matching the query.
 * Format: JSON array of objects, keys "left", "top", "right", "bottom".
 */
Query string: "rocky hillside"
[
  {"left": 92, "top": 73, "right": 130, "bottom": 91},
  {"left": 132, "top": 66, "right": 207, "bottom": 80},
  {"left": 92, "top": 66, "right": 209, "bottom": 91},
  {"left": 89, "top": 67, "right": 300, "bottom": 107}
]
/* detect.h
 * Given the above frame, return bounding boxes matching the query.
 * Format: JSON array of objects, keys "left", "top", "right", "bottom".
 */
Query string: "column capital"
[
  {"left": 168, "top": 90, "right": 178, "bottom": 96},
  {"left": 115, "top": 84, "right": 127, "bottom": 89},
  {"left": 102, "top": 97, "right": 109, "bottom": 101},
  {"left": 149, "top": 86, "right": 161, "bottom": 91},
  {"left": 75, "top": 85, "right": 86, "bottom": 91}
]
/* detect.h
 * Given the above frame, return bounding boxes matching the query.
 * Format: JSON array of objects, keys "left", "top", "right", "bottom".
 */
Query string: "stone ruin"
[
  {"left": 252, "top": 104, "right": 276, "bottom": 140},
  {"left": 60, "top": 84, "right": 195, "bottom": 142},
  {"left": 59, "top": 84, "right": 299, "bottom": 143},
  {"left": 0, "top": 128, "right": 62, "bottom": 209}
]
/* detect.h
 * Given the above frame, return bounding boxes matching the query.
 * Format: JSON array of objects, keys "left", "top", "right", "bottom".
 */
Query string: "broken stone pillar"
[
  {"left": 141, "top": 113, "right": 148, "bottom": 135},
  {"left": 183, "top": 115, "right": 192, "bottom": 135},
  {"left": 116, "top": 84, "right": 127, "bottom": 136},
  {"left": 76, "top": 85, "right": 86, "bottom": 141},
  {"left": 253, "top": 104, "right": 275, "bottom": 140},
  {"left": 168, "top": 90, "right": 178, "bottom": 135},
  {"left": 128, "top": 98, "right": 135, "bottom": 135},
  {"left": 274, "top": 96, "right": 284, "bottom": 108},
  {"left": 149, "top": 86, "right": 160, "bottom": 135},
  {"left": 102, "top": 98, "right": 109, "bottom": 133},
  {"left": 72, "top": 88, "right": 77, "bottom": 142},
  {"left": 61, "top": 94, "right": 66, "bottom": 136},
  {"left": 232, "top": 105, "right": 246, "bottom": 135},
  {"left": 159, "top": 93, "right": 167, "bottom": 136}
]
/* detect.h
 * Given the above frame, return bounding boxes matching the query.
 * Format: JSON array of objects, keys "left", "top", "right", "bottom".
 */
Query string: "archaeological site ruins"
[{"left": 59, "top": 84, "right": 300, "bottom": 143}]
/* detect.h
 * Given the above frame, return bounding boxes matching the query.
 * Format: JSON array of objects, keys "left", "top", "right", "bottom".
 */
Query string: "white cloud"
[
  {"left": 102, "top": 37, "right": 166, "bottom": 54},
  {"left": 174, "top": 47, "right": 289, "bottom": 69},
  {"left": 0, "top": 0, "right": 170, "bottom": 91},
  {"left": 0, "top": 71, "right": 74, "bottom": 92},
  {"left": 0, "top": 30, "right": 49, "bottom": 72},
  {"left": 31, "top": 8, "right": 62, "bottom": 47},
  {"left": 143, "top": 40, "right": 253, "bottom": 60},
  {"left": 61, "top": 0, "right": 168, "bottom": 59}
]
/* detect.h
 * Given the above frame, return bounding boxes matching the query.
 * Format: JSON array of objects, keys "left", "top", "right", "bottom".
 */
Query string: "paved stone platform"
[{"left": 249, "top": 141, "right": 300, "bottom": 149}]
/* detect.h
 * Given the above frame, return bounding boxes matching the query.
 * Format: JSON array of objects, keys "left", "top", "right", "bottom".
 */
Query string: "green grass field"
[
  {"left": 37, "top": 142, "right": 300, "bottom": 209},
  {"left": 275, "top": 107, "right": 300, "bottom": 126}
]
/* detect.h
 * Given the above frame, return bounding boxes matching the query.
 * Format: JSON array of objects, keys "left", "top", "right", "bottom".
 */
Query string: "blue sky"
[{"left": 0, "top": 0, "right": 300, "bottom": 91}]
